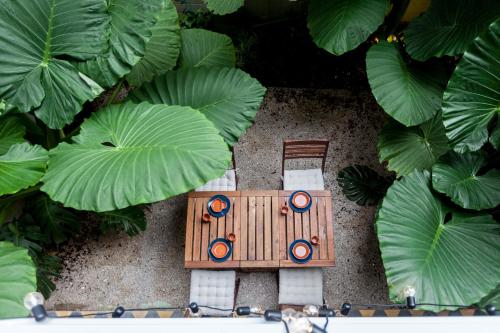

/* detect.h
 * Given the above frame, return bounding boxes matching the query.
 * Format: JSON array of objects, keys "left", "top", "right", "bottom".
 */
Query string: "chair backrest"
[{"left": 282, "top": 139, "right": 329, "bottom": 177}]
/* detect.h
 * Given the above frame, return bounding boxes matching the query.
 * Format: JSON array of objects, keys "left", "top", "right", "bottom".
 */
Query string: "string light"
[
  {"left": 23, "top": 292, "right": 47, "bottom": 322},
  {"left": 403, "top": 285, "right": 416, "bottom": 309}
]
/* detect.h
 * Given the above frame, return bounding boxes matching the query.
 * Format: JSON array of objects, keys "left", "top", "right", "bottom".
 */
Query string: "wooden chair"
[
  {"left": 196, "top": 146, "right": 238, "bottom": 191},
  {"left": 281, "top": 139, "right": 329, "bottom": 190}
]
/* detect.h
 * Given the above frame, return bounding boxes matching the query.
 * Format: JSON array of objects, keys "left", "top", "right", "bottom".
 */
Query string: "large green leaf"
[
  {"left": 479, "top": 285, "right": 500, "bottom": 308},
  {"left": 337, "top": 165, "right": 391, "bottom": 206},
  {"left": 131, "top": 67, "right": 266, "bottom": 146},
  {"left": 432, "top": 151, "right": 500, "bottom": 210},
  {"left": 377, "top": 170, "right": 500, "bottom": 311},
  {"left": 442, "top": 19, "right": 500, "bottom": 153},
  {"left": 404, "top": 0, "right": 500, "bottom": 61},
  {"left": 77, "top": 0, "right": 164, "bottom": 88},
  {"left": 366, "top": 42, "right": 447, "bottom": 126},
  {"left": 0, "top": 116, "right": 25, "bottom": 154},
  {"left": 0, "top": 241, "right": 37, "bottom": 319},
  {"left": 127, "top": 0, "right": 180, "bottom": 87},
  {"left": 378, "top": 114, "right": 449, "bottom": 176},
  {"left": 307, "top": 0, "right": 389, "bottom": 55},
  {"left": 0, "top": 0, "right": 108, "bottom": 129},
  {"left": 203, "top": 0, "right": 244, "bottom": 15},
  {"left": 0, "top": 143, "right": 49, "bottom": 196},
  {"left": 180, "top": 29, "right": 236, "bottom": 68},
  {"left": 41, "top": 102, "right": 231, "bottom": 212}
]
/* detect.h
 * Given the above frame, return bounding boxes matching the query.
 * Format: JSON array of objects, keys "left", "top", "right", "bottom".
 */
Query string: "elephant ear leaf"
[
  {"left": 307, "top": 0, "right": 389, "bottom": 55},
  {"left": 366, "top": 42, "right": 447, "bottom": 126},
  {"left": 76, "top": 0, "right": 165, "bottom": 88},
  {"left": 337, "top": 165, "right": 391, "bottom": 206},
  {"left": 0, "top": 116, "right": 25, "bottom": 154},
  {"left": 0, "top": 0, "right": 109, "bottom": 129},
  {"left": 0, "top": 241, "right": 37, "bottom": 319},
  {"left": 180, "top": 29, "right": 236, "bottom": 68},
  {"left": 432, "top": 151, "right": 500, "bottom": 210},
  {"left": 377, "top": 170, "right": 500, "bottom": 311},
  {"left": 131, "top": 67, "right": 266, "bottom": 146},
  {"left": 378, "top": 114, "right": 449, "bottom": 176},
  {"left": 41, "top": 102, "right": 231, "bottom": 212},
  {"left": 404, "top": 0, "right": 500, "bottom": 61},
  {"left": 479, "top": 286, "right": 500, "bottom": 308},
  {"left": 203, "top": 0, "right": 244, "bottom": 15},
  {"left": 442, "top": 18, "right": 500, "bottom": 153},
  {"left": 0, "top": 143, "right": 48, "bottom": 196},
  {"left": 126, "top": 0, "right": 180, "bottom": 87}
]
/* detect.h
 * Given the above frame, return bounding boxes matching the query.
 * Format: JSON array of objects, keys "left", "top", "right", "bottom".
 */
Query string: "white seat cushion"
[
  {"left": 195, "top": 170, "right": 236, "bottom": 191},
  {"left": 190, "top": 270, "right": 235, "bottom": 316},
  {"left": 283, "top": 169, "right": 325, "bottom": 190},
  {"left": 279, "top": 268, "right": 323, "bottom": 306}
]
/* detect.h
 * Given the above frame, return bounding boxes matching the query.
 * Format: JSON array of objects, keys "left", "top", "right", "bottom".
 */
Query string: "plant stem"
[{"left": 59, "top": 128, "right": 65, "bottom": 139}]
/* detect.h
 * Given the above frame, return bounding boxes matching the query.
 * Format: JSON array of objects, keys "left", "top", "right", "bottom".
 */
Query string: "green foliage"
[
  {"left": 0, "top": 241, "right": 37, "bottom": 318},
  {"left": 203, "top": 0, "right": 244, "bottom": 15},
  {"left": 0, "top": 0, "right": 108, "bottom": 129},
  {"left": 77, "top": 0, "right": 165, "bottom": 88},
  {"left": 33, "top": 253, "right": 62, "bottom": 299},
  {"left": 307, "top": 0, "right": 389, "bottom": 55},
  {"left": 31, "top": 195, "right": 80, "bottom": 245},
  {"left": 404, "top": 0, "right": 500, "bottom": 61},
  {"left": 442, "top": 19, "right": 500, "bottom": 153},
  {"left": 0, "top": 116, "right": 25, "bottom": 154},
  {"left": 0, "top": 143, "right": 49, "bottom": 196},
  {"left": 366, "top": 42, "right": 447, "bottom": 126},
  {"left": 180, "top": 29, "right": 236, "bottom": 68},
  {"left": 432, "top": 152, "right": 500, "bottom": 210},
  {"left": 99, "top": 206, "right": 146, "bottom": 236},
  {"left": 378, "top": 114, "right": 449, "bottom": 176},
  {"left": 479, "top": 286, "right": 500, "bottom": 308},
  {"left": 308, "top": 0, "right": 500, "bottom": 310},
  {"left": 131, "top": 67, "right": 266, "bottom": 146},
  {"left": 41, "top": 102, "right": 231, "bottom": 212},
  {"left": 376, "top": 171, "right": 500, "bottom": 311},
  {"left": 0, "top": 0, "right": 265, "bottom": 304},
  {"left": 126, "top": 0, "right": 180, "bottom": 87},
  {"left": 337, "top": 165, "right": 391, "bottom": 206}
]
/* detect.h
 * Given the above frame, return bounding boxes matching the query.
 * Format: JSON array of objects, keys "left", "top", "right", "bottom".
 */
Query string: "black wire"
[
  {"left": 50, "top": 311, "right": 114, "bottom": 318},
  {"left": 198, "top": 305, "right": 234, "bottom": 312},
  {"left": 280, "top": 319, "right": 290, "bottom": 333},
  {"left": 323, "top": 314, "right": 329, "bottom": 331}
]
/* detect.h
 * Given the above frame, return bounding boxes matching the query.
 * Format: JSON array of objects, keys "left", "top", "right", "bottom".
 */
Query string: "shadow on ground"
[{"left": 47, "top": 87, "right": 390, "bottom": 310}]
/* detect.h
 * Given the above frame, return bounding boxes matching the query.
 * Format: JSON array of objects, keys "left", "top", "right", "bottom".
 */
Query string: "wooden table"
[{"left": 184, "top": 190, "right": 335, "bottom": 269}]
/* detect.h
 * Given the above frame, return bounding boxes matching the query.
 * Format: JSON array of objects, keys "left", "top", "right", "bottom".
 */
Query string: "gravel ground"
[{"left": 47, "top": 87, "right": 390, "bottom": 311}]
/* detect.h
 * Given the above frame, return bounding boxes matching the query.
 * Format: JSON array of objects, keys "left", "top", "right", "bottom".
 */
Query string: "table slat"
[
  {"left": 248, "top": 196, "right": 256, "bottom": 261},
  {"left": 309, "top": 198, "right": 319, "bottom": 260}
]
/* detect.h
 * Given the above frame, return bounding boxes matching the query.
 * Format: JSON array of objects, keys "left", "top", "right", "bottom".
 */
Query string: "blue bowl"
[
  {"left": 207, "top": 194, "right": 231, "bottom": 217},
  {"left": 289, "top": 191, "right": 312, "bottom": 213},
  {"left": 289, "top": 239, "right": 313, "bottom": 264},
  {"left": 208, "top": 238, "right": 232, "bottom": 263}
]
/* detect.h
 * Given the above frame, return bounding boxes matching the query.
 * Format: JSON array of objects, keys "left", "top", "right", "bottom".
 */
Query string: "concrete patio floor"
[{"left": 47, "top": 87, "right": 390, "bottom": 311}]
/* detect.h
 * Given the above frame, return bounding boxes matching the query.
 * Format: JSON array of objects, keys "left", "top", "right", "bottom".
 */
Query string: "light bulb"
[
  {"left": 250, "top": 306, "right": 263, "bottom": 314},
  {"left": 23, "top": 292, "right": 47, "bottom": 322},
  {"left": 23, "top": 292, "right": 44, "bottom": 310},
  {"left": 303, "top": 304, "right": 319, "bottom": 316},
  {"left": 282, "top": 309, "right": 314, "bottom": 333},
  {"left": 403, "top": 285, "right": 416, "bottom": 298}
]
